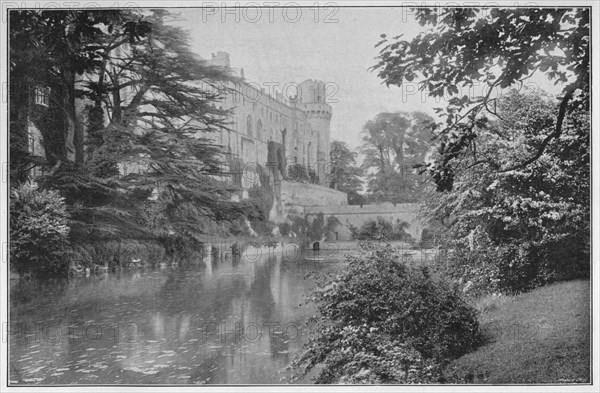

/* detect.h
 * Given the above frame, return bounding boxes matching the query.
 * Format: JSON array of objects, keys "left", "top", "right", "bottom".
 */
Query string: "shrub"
[
  {"left": 287, "top": 163, "right": 310, "bottom": 183},
  {"left": 247, "top": 185, "right": 276, "bottom": 236},
  {"left": 72, "top": 240, "right": 167, "bottom": 269},
  {"left": 422, "top": 92, "right": 590, "bottom": 295},
  {"left": 434, "top": 227, "right": 590, "bottom": 296},
  {"left": 308, "top": 167, "right": 319, "bottom": 184},
  {"left": 157, "top": 234, "right": 203, "bottom": 263},
  {"left": 66, "top": 244, "right": 94, "bottom": 268},
  {"left": 287, "top": 242, "right": 482, "bottom": 383},
  {"left": 352, "top": 217, "right": 413, "bottom": 242},
  {"left": 10, "top": 181, "right": 71, "bottom": 277},
  {"left": 279, "top": 222, "right": 291, "bottom": 237}
]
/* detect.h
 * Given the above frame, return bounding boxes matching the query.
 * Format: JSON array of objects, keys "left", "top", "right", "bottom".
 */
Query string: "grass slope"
[{"left": 445, "top": 279, "right": 591, "bottom": 384}]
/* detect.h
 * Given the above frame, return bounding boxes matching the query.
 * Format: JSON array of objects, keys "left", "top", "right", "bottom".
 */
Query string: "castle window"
[
  {"left": 34, "top": 86, "right": 50, "bottom": 106},
  {"left": 246, "top": 115, "right": 253, "bottom": 137},
  {"left": 257, "top": 119, "right": 263, "bottom": 141}
]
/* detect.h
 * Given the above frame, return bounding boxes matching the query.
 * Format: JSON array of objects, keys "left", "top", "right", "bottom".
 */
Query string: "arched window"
[
  {"left": 246, "top": 115, "right": 253, "bottom": 137},
  {"left": 256, "top": 119, "right": 263, "bottom": 141}
]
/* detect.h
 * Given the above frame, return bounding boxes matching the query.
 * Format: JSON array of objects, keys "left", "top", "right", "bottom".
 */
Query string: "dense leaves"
[
  {"left": 375, "top": 8, "right": 589, "bottom": 191},
  {"left": 10, "top": 182, "right": 71, "bottom": 277},
  {"left": 424, "top": 89, "right": 589, "bottom": 294},
  {"left": 287, "top": 243, "right": 482, "bottom": 383},
  {"left": 328, "top": 141, "right": 364, "bottom": 204},
  {"left": 360, "top": 111, "right": 434, "bottom": 203},
  {"left": 350, "top": 217, "right": 413, "bottom": 242},
  {"left": 10, "top": 10, "right": 252, "bottom": 246}
]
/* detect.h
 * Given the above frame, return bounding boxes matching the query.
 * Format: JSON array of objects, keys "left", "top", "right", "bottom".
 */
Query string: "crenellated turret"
[{"left": 297, "top": 79, "right": 332, "bottom": 183}]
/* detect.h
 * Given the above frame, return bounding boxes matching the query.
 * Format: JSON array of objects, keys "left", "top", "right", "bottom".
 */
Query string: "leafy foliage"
[
  {"left": 307, "top": 213, "right": 340, "bottom": 242},
  {"left": 287, "top": 163, "right": 319, "bottom": 184},
  {"left": 360, "top": 112, "right": 435, "bottom": 203},
  {"left": 287, "top": 243, "right": 482, "bottom": 383},
  {"left": 69, "top": 240, "right": 167, "bottom": 270},
  {"left": 280, "top": 213, "right": 339, "bottom": 241},
  {"left": 374, "top": 8, "right": 589, "bottom": 191},
  {"left": 10, "top": 182, "right": 71, "bottom": 277},
  {"left": 9, "top": 10, "right": 147, "bottom": 168},
  {"left": 247, "top": 184, "right": 276, "bottom": 237},
  {"left": 351, "top": 217, "right": 413, "bottom": 242},
  {"left": 329, "top": 141, "right": 364, "bottom": 203},
  {"left": 424, "top": 89, "right": 589, "bottom": 295},
  {"left": 10, "top": 10, "right": 251, "bottom": 245}
]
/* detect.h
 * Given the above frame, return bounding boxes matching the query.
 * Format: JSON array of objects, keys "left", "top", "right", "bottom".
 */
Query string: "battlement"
[{"left": 208, "top": 52, "right": 332, "bottom": 184}]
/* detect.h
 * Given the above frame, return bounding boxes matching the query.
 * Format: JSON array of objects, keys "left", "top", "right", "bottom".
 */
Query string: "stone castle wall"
[
  {"left": 207, "top": 52, "right": 332, "bottom": 177},
  {"left": 279, "top": 181, "right": 348, "bottom": 218}
]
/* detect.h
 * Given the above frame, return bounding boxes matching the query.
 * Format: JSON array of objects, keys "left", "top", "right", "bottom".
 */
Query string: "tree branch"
[{"left": 500, "top": 81, "right": 579, "bottom": 172}]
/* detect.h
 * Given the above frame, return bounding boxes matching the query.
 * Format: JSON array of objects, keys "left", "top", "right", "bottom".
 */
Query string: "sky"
[{"left": 172, "top": 6, "right": 563, "bottom": 150}]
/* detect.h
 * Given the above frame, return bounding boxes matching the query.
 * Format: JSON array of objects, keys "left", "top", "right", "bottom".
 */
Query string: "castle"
[
  {"left": 21, "top": 50, "right": 425, "bottom": 240},
  {"left": 204, "top": 53, "right": 425, "bottom": 240},
  {"left": 206, "top": 51, "right": 332, "bottom": 186}
]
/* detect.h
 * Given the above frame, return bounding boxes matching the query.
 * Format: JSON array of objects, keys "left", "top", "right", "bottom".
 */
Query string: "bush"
[
  {"left": 287, "top": 163, "right": 310, "bottom": 183},
  {"left": 10, "top": 181, "right": 71, "bottom": 277},
  {"left": 287, "top": 242, "right": 482, "bottom": 383},
  {"left": 352, "top": 217, "right": 413, "bottom": 242},
  {"left": 279, "top": 222, "right": 291, "bottom": 237},
  {"left": 434, "top": 229, "right": 590, "bottom": 296},
  {"left": 247, "top": 186, "right": 276, "bottom": 236},
  {"left": 422, "top": 92, "right": 590, "bottom": 295},
  {"left": 308, "top": 167, "right": 319, "bottom": 184},
  {"left": 71, "top": 240, "right": 167, "bottom": 269},
  {"left": 157, "top": 234, "right": 203, "bottom": 263}
]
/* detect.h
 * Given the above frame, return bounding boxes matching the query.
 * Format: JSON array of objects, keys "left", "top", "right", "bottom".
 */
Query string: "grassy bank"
[{"left": 445, "top": 279, "right": 591, "bottom": 384}]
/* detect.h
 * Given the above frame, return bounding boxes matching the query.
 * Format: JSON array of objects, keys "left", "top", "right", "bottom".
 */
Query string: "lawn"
[{"left": 445, "top": 279, "right": 591, "bottom": 384}]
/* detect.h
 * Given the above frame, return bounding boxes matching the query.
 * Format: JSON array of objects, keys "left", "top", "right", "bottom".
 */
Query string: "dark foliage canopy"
[{"left": 374, "top": 8, "right": 589, "bottom": 191}]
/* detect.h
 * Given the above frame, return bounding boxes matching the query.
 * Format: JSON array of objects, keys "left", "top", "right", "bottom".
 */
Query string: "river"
[{"left": 9, "top": 245, "right": 344, "bottom": 385}]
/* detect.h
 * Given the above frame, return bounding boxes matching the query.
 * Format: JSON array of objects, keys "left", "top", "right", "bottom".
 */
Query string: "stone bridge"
[{"left": 273, "top": 181, "right": 425, "bottom": 241}]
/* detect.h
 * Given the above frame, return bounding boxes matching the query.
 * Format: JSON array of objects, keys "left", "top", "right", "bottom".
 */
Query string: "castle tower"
[
  {"left": 298, "top": 79, "right": 332, "bottom": 184},
  {"left": 209, "top": 51, "right": 231, "bottom": 68}
]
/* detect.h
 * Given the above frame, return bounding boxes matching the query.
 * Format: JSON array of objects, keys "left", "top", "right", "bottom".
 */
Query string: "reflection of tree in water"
[
  {"left": 248, "top": 256, "right": 293, "bottom": 360},
  {"left": 249, "top": 256, "right": 276, "bottom": 321},
  {"left": 11, "top": 277, "right": 70, "bottom": 314},
  {"left": 148, "top": 262, "right": 250, "bottom": 352},
  {"left": 157, "top": 266, "right": 247, "bottom": 317}
]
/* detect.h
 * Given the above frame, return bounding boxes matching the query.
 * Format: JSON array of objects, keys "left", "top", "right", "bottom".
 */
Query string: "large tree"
[
  {"left": 374, "top": 8, "right": 589, "bottom": 191},
  {"left": 9, "top": 10, "right": 131, "bottom": 180},
  {"left": 423, "top": 89, "right": 589, "bottom": 293},
  {"left": 329, "top": 141, "right": 364, "bottom": 204},
  {"left": 10, "top": 10, "right": 252, "bottom": 240},
  {"left": 360, "top": 111, "right": 434, "bottom": 203}
]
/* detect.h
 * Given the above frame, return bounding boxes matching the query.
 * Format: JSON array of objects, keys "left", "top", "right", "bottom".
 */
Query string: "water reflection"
[{"left": 10, "top": 248, "right": 339, "bottom": 385}]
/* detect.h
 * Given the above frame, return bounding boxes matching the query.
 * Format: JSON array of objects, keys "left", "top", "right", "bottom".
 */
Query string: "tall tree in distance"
[
  {"left": 360, "top": 111, "right": 434, "bottom": 203},
  {"left": 374, "top": 8, "right": 589, "bottom": 191},
  {"left": 329, "top": 141, "right": 364, "bottom": 205}
]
